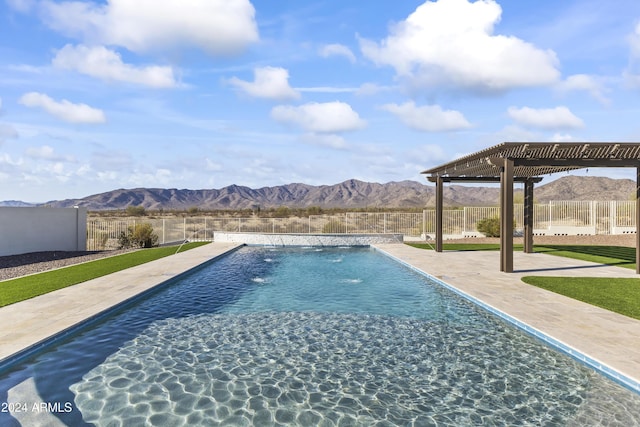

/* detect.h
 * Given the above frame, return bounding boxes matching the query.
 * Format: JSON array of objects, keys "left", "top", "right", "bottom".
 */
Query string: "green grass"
[
  {"left": 407, "top": 242, "right": 636, "bottom": 269},
  {"left": 521, "top": 276, "right": 640, "bottom": 320},
  {"left": 407, "top": 241, "right": 640, "bottom": 319},
  {"left": 0, "top": 242, "right": 209, "bottom": 307},
  {"left": 532, "top": 245, "right": 636, "bottom": 270}
]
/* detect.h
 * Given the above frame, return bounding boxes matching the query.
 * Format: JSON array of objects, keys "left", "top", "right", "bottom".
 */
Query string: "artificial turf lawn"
[
  {"left": 521, "top": 276, "right": 640, "bottom": 320},
  {"left": 407, "top": 243, "right": 636, "bottom": 270},
  {"left": 407, "top": 242, "right": 640, "bottom": 319},
  {"left": 0, "top": 242, "right": 209, "bottom": 307},
  {"left": 533, "top": 244, "right": 636, "bottom": 270}
]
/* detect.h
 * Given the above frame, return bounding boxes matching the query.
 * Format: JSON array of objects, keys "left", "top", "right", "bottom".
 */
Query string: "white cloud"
[
  {"left": 25, "top": 145, "right": 76, "bottom": 162},
  {"left": 319, "top": 44, "right": 356, "bottom": 63},
  {"left": 271, "top": 101, "right": 366, "bottom": 133},
  {"left": 355, "top": 83, "right": 391, "bottom": 96},
  {"left": 407, "top": 144, "right": 448, "bottom": 164},
  {"left": 19, "top": 92, "right": 106, "bottom": 124},
  {"left": 0, "top": 153, "right": 24, "bottom": 167},
  {"left": 381, "top": 101, "right": 471, "bottom": 132},
  {"left": 507, "top": 106, "right": 584, "bottom": 130},
  {"left": 550, "top": 133, "right": 578, "bottom": 142},
  {"left": 205, "top": 158, "right": 224, "bottom": 171},
  {"left": 53, "top": 44, "right": 177, "bottom": 88},
  {"left": 300, "top": 133, "right": 347, "bottom": 149},
  {"left": 556, "top": 74, "right": 610, "bottom": 106},
  {"left": 228, "top": 67, "right": 300, "bottom": 100},
  {"left": 359, "top": 0, "right": 560, "bottom": 93},
  {"left": 127, "top": 168, "right": 172, "bottom": 187},
  {"left": 297, "top": 86, "right": 359, "bottom": 94},
  {"left": 0, "top": 124, "right": 19, "bottom": 143},
  {"left": 91, "top": 149, "right": 133, "bottom": 172},
  {"left": 40, "top": 0, "right": 258, "bottom": 55}
]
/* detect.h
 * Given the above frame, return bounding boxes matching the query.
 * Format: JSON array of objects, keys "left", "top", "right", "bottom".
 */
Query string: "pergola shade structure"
[{"left": 421, "top": 142, "right": 640, "bottom": 273}]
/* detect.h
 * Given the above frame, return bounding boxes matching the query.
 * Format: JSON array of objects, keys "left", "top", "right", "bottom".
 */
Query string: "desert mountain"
[{"left": 29, "top": 176, "right": 636, "bottom": 211}]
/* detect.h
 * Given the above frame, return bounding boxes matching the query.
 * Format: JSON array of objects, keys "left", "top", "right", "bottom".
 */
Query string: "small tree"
[{"left": 118, "top": 223, "right": 159, "bottom": 248}]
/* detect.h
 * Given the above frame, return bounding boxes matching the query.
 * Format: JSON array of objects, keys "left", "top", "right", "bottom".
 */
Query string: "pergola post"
[
  {"left": 524, "top": 178, "right": 534, "bottom": 253},
  {"left": 435, "top": 176, "right": 443, "bottom": 252},
  {"left": 636, "top": 167, "right": 640, "bottom": 274},
  {"left": 501, "top": 159, "right": 514, "bottom": 272}
]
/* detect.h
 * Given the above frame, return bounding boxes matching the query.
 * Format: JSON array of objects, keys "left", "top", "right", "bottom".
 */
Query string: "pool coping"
[
  {"left": 372, "top": 243, "right": 640, "bottom": 395},
  {"left": 0, "top": 242, "right": 244, "bottom": 371}
]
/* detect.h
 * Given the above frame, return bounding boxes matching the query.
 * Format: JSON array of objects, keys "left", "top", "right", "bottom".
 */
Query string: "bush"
[
  {"left": 118, "top": 223, "right": 159, "bottom": 248},
  {"left": 125, "top": 205, "right": 146, "bottom": 217},
  {"left": 322, "top": 220, "right": 345, "bottom": 233},
  {"left": 476, "top": 216, "right": 501, "bottom": 237},
  {"left": 476, "top": 216, "right": 516, "bottom": 237}
]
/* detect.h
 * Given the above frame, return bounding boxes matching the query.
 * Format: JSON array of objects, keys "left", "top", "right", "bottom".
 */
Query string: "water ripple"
[{"left": 71, "top": 311, "right": 640, "bottom": 426}]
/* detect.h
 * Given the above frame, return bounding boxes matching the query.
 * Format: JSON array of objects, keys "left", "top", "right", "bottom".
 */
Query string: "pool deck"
[
  {"left": 1, "top": 241, "right": 640, "bottom": 394},
  {"left": 0, "top": 242, "right": 243, "bottom": 365},
  {"left": 373, "top": 243, "right": 640, "bottom": 392}
]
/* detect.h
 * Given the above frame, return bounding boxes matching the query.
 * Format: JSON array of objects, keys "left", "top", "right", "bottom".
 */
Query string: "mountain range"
[{"left": 2, "top": 176, "right": 635, "bottom": 211}]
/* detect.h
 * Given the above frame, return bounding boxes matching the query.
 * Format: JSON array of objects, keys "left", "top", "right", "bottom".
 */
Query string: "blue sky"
[{"left": 2, "top": 0, "right": 640, "bottom": 202}]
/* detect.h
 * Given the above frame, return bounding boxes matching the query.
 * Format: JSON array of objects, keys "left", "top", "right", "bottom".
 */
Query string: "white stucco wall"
[
  {"left": 0, "top": 207, "right": 87, "bottom": 256},
  {"left": 212, "top": 232, "right": 403, "bottom": 246}
]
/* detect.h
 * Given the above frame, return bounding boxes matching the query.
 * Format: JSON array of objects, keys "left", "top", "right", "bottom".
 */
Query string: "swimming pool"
[{"left": 1, "top": 246, "right": 639, "bottom": 426}]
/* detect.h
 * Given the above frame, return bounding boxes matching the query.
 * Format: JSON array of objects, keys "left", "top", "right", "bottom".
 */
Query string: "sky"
[{"left": 3, "top": 0, "right": 640, "bottom": 202}]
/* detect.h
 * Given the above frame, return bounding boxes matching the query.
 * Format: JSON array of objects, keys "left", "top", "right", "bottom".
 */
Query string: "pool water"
[{"left": 1, "top": 246, "right": 640, "bottom": 426}]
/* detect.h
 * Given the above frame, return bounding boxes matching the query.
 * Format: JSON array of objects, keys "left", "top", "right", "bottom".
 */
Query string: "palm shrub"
[{"left": 118, "top": 223, "right": 159, "bottom": 248}]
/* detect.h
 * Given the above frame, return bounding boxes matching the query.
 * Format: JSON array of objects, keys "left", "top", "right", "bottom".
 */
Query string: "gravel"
[
  {"left": 0, "top": 234, "right": 635, "bottom": 282},
  {"left": 0, "top": 250, "right": 131, "bottom": 281}
]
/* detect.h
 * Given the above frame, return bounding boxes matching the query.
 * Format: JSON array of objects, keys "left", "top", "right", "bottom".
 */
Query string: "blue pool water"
[{"left": 1, "top": 246, "right": 640, "bottom": 426}]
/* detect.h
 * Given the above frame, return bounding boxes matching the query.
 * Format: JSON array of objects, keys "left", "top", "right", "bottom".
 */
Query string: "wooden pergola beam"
[{"left": 422, "top": 142, "right": 640, "bottom": 274}]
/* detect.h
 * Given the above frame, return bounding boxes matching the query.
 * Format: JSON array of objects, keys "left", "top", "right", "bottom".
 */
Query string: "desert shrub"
[
  {"left": 273, "top": 206, "right": 291, "bottom": 218},
  {"left": 476, "top": 216, "right": 501, "bottom": 237},
  {"left": 476, "top": 216, "right": 516, "bottom": 237},
  {"left": 97, "top": 232, "right": 109, "bottom": 250},
  {"left": 322, "top": 220, "right": 345, "bottom": 233},
  {"left": 118, "top": 223, "right": 159, "bottom": 248},
  {"left": 125, "top": 205, "right": 146, "bottom": 217}
]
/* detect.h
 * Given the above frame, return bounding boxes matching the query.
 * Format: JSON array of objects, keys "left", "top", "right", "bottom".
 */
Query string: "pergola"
[{"left": 421, "top": 142, "right": 640, "bottom": 273}]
